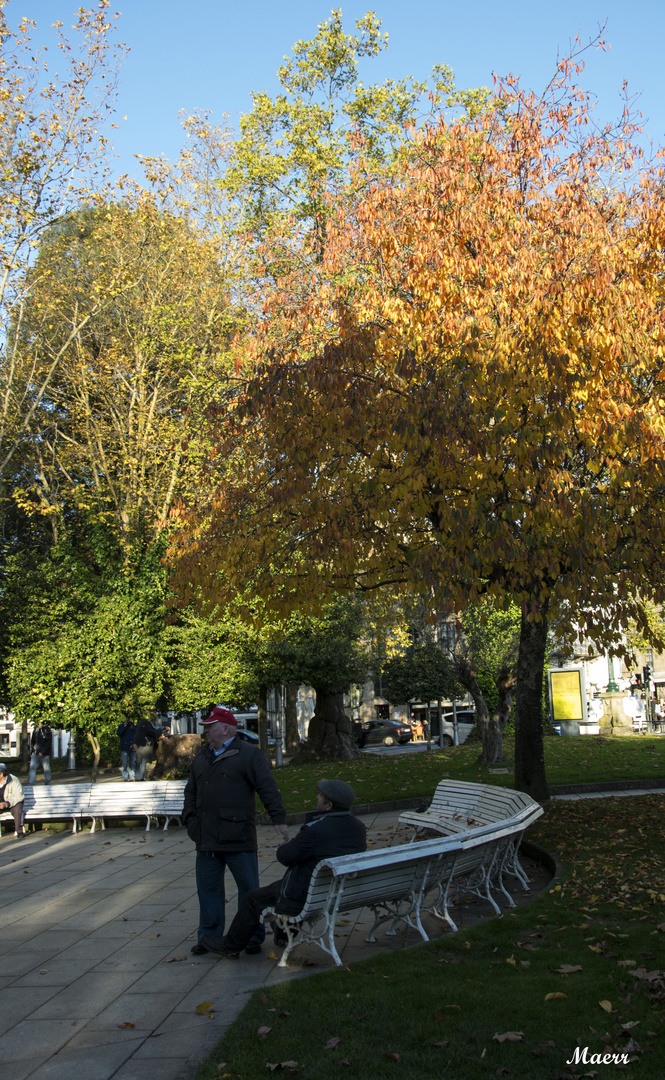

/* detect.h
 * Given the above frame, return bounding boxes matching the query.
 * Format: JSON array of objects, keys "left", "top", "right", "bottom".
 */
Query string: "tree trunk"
[
  {"left": 21, "top": 718, "right": 30, "bottom": 767},
  {"left": 257, "top": 687, "right": 271, "bottom": 764},
  {"left": 479, "top": 663, "right": 516, "bottom": 764},
  {"left": 452, "top": 650, "right": 495, "bottom": 761},
  {"left": 291, "top": 689, "right": 362, "bottom": 762},
  {"left": 514, "top": 601, "right": 549, "bottom": 801},
  {"left": 285, "top": 682, "right": 300, "bottom": 754},
  {"left": 86, "top": 732, "right": 101, "bottom": 781}
]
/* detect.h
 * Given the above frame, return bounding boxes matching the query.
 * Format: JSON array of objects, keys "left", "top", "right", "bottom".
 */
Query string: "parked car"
[
  {"left": 354, "top": 719, "right": 413, "bottom": 747},
  {"left": 438, "top": 710, "right": 476, "bottom": 747},
  {"left": 235, "top": 727, "right": 259, "bottom": 745}
]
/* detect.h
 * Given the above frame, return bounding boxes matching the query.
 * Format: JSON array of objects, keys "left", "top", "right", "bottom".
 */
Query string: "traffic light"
[
  {"left": 643, "top": 665, "right": 652, "bottom": 686},
  {"left": 635, "top": 672, "right": 642, "bottom": 686}
]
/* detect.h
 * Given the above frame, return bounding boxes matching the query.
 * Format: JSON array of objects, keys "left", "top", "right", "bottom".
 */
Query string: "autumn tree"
[
  {"left": 173, "top": 42, "right": 665, "bottom": 800},
  {"left": 0, "top": 2, "right": 126, "bottom": 480}
]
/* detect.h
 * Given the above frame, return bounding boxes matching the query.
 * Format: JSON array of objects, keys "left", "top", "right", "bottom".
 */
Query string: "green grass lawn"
[
  {"left": 271, "top": 735, "right": 665, "bottom": 815},
  {"left": 197, "top": 795, "right": 665, "bottom": 1080}
]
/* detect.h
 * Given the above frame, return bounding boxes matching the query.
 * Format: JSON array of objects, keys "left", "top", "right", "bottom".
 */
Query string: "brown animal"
[{"left": 152, "top": 734, "right": 202, "bottom": 779}]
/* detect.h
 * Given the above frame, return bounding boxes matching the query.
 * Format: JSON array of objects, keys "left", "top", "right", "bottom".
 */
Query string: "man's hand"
[{"left": 274, "top": 823, "right": 289, "bottom": 842}]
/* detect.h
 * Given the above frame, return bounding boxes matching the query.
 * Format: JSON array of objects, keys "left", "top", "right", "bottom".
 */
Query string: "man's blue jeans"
[
  {"left": 195, "top": 849, "right": 265, "bottom": 947},
  {"left": 28, "top": 754, "right": 51, "bottom": 785},
  {"left": 120, "top": 749, "right": 135, "bottom": 781}
]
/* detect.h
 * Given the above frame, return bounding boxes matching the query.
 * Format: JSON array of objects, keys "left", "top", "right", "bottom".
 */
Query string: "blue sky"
[{"left": 12, "top": 1, "right": 665, "bottom": 178}]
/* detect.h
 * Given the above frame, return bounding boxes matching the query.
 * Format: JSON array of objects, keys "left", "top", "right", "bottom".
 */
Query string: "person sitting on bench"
[{"left": 201, "top": 779, "right": 366, "bottom": 958}]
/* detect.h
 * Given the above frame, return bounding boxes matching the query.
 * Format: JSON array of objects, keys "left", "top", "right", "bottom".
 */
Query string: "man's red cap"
[{"left": 201, "top": 707, "right": 237, "bottom": 727}]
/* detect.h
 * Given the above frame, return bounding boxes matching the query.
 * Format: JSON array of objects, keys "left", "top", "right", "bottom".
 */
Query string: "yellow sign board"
[{"left": 550, "top": 670, "right": 584, "bottom": 721}]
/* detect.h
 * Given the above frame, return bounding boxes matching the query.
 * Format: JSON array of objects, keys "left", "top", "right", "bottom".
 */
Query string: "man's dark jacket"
[
  {"left": 133, "top": 718, "right": 160, "bottom": 749},
  {"left": 117, "top": 722, "right": 136, "bottom": 752},
  {"left": 30, "top": 725, "right": 52, "bottom": 755},
  {"left": 275, "top": 809, "right": 367, "bottom": 915},
  {"left": 183, "top": 737, "right": 286, "bottom": 853}
]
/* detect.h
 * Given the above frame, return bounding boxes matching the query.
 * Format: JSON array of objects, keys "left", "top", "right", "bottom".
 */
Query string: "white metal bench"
[
  {"left": 266, "top": 834, "right": 465, "bottom": 967},
  {"left": 0, "top": 783, "right": 92, "bottom": 835},
  {"left": 0, "top": 780, "right": 187, "bottom": 835},
  {"left": 83, "top": 780, "right": 186, "bottom": 832},
  {"left": 399, "top": 779, "right": 543, "bottom": 888}
]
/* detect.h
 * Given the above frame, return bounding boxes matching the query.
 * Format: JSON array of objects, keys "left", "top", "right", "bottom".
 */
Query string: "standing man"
[
  {"left": 183, "top": 706, "right": 288, "bottom": 956},
  {"left": 28, "top": 722, "right": 53, "bottom": 785},
  {"left": 117, "top": 720, "right": 137, "bottom": 781},
  {"left": 0, "top": 762, "right": 25, "bottom": 838}
]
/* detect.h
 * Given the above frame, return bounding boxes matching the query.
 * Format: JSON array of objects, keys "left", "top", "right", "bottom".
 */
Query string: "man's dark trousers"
[
  {"left": 195, "top": 850, "right": 265, "bottom": 946},
  {"left": 223, "top": 880, "right": 283, "bottom": 951}
]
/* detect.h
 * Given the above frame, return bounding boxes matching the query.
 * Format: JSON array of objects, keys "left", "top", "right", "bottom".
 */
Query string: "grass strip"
[
  {"left": 271, "top": 735, "right": 665, "bottom": 815},
  {"left": 196, "top": 795, "right": 665, "bottom": 1080}
]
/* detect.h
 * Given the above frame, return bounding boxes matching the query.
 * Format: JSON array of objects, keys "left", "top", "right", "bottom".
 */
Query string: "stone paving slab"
[{"left": 0, "top": 804, "right": 556, "bottom": 1080}]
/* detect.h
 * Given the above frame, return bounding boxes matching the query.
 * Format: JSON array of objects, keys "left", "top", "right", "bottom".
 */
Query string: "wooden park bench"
[
  {"left": 0, "top": 783, "right": 92, "bottom": 835},
  {"left": 83, "top": 780, "right": 187, "bottom": 833},
  {"left": 398, "top": 779, "right": 543, "bottom": 889},
  {"left": 1, "top": 780, "right": 187, "bottom": 836},
  {"left": 265, "top": 834, "right": 466, "bottom": 967}
]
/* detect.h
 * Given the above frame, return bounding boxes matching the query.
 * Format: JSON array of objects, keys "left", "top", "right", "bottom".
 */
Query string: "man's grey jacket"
[{"left": 183, "top": 738, "right": 286, "bottom": 852}]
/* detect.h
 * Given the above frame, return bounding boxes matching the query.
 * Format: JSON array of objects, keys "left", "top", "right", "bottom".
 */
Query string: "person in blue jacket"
[
  {"left": 117, "top": 720, "right": 136, "bottom": 781},
  {"left": 201, "top": 778, "right": 366, "bottom": 958}
]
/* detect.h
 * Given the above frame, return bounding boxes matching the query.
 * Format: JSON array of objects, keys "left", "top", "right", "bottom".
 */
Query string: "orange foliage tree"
[{"left": 173, "top": 51, "right": 665, "bottom": 797}]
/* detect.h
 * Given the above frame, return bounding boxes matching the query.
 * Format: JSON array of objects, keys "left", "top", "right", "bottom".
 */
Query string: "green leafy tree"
[{"left": 224, "top": 8, "right": 489, "bottom": 257}]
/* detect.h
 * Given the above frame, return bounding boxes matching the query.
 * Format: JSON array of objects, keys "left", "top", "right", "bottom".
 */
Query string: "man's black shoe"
[
  {"left": 200, "top": 934, "right": 240, "bottom": 958},
  {"left": 190, "top": 942, "right": 208, "bottom": 955},
  {"left": 244, "top": 942, "right": 262, "bottom": 955},
  {"left": 273, "top": 920, "right": 289, "bottom": 946}
]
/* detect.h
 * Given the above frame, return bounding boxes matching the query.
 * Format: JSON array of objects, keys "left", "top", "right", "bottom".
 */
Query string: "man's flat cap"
[{"left": 317, "top": 778, "right": 356, "bottom": 809}]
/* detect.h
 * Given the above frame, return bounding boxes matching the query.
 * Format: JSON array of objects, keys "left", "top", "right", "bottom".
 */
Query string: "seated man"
[{"left": 201, "top": 779, "right": 366, "bottom": 958}]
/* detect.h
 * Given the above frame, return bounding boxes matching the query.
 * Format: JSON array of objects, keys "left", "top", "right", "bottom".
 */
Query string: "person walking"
[
  {"left": 201, "top": 779, "right": 366, "bottom": 958},
  {"left": 0, "top": 762, "right": 26, "bottom": 838},
  {"left": 183, "top": 706, "right": 288, "bottom": 956},
  {"left": 117, "top": 720, "right": 137, "bottom": 781},
  {"left": 28, "top": 722, "right": 53, "bottom": 785}
]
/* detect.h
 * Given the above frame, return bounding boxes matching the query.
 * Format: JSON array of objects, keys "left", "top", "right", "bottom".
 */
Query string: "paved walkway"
[
  {"left": 4, "top": 783, "right": 664, "bottom": 1080},
  {"left": 0, "top": 806, "right": 552, "bottom": 1080}
]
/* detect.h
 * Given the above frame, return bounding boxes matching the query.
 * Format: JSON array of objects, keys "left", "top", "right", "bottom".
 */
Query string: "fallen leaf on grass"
[
  {"left": 325, "top": 1037, "right": 341, "bottom": 1049},
  {"left": 384, "top": 1052, "right": 400, "bottom": 1060},
  {"left": 215, "top": 1063, "right": 226, "bottom": 1071},
  {"left": 338, "top": 1059, "right": 351, "bottom": 1066},
  {"left": 599, "top": 1000, "right": 613, "bottom": 1013},
  {"left": 554, "top": 965, "right": 582, "bottom": 975},
  {"left": 617, "top": 960, "right": 637, "bottom": 967},
  {"left": 505, "top": 957, "right": 517, "bottom": 967},
  {"left": 493, "top": 1031, "right": 524, "bottom": 1043},
  {"left": 544, "top": 993, "right": 568, "bottom": 1001},
  {"left": 258, "top": 1026, "right": 272, "bottom": 1036}
]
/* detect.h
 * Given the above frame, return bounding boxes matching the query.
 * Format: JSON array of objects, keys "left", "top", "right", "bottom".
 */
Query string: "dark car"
[
  {"left": 354, "top": 719, "right": 413, "bottom": 747},
  {"left": 235, "top": 727, "right": 259, "bottom": 745}
]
